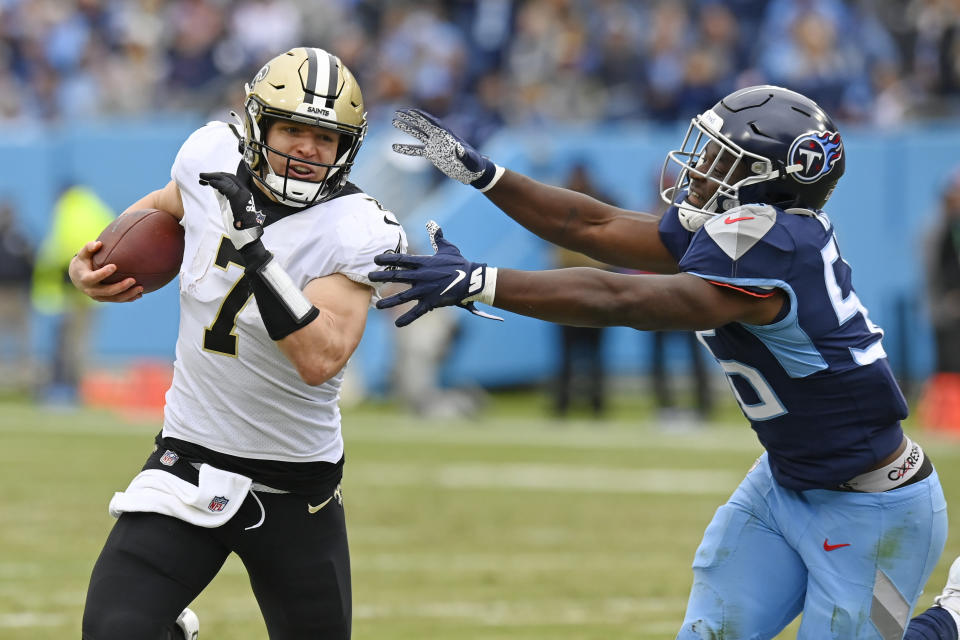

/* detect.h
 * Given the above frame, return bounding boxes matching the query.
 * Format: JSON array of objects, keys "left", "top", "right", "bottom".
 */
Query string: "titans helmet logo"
[{"left": 787, "top": 131, "right": 843, "bottom": 183}]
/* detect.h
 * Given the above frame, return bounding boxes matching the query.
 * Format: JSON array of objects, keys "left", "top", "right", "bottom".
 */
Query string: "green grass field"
[{"left": 2, "top": 391, "right": 960, "bottom": 639}]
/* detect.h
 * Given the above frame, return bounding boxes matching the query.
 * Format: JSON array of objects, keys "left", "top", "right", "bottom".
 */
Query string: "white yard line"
[
  {"left": 348, "top": 462, "right": 742, "bottom": 495},
  {"left": 0, "top": 612, "right": 67, "bottom": 628},
  {"left": 353, "top": 595, "right": 685, "bottom": 625}
]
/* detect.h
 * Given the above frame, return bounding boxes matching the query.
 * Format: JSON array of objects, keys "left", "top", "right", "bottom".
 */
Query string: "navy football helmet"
[{"left": 661, "top": 85, "right": 845, "bottom": 226}]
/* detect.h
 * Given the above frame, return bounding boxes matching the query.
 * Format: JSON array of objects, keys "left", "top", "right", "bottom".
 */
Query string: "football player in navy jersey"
[
  {"left": 370, "top": 86, "right": 960, "bottom": 639},
  {"left": 69, "top": 48, "right": 407, "bottom": 639}
]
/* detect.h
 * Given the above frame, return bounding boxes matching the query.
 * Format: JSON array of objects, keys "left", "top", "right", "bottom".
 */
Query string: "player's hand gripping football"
[
  {"left": 199, "top": 171, "right": 265, "bottom": 254},
  {"left": 392, "top": 109, "right": 504, "bottom": 191},
  {"left": 68, "top": 241, "right": 142, "bottom": 303},
  {"left": 370, "top": 221, "right": 502, "bottom": 327}
]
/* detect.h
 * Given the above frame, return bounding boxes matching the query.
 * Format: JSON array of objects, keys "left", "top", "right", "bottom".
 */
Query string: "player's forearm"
[
  {"left": 486, "top": 170, "right": 619, "bottom": 249},
  {"left": 277, "top": 310, "right": 358, "bottom": 386},
  {"left": 486, "top": 171, "right": 677, "bottom": 272},
  {"left": 490, "top": 268, "right": 719, "bottom": 331}
]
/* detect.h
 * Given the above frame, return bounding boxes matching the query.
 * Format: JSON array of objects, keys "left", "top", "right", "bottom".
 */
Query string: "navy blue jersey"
[{"left": 658, "top": 203, "right": 906, "bottom": 490}]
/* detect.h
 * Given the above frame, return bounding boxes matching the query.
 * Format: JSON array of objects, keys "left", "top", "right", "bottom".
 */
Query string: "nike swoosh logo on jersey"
[
  {"left": 724, "top": 215, "right": 755, "bottom": 224},
  {"left": 823, "top": 539, "right": 851, "bottom": 551},
  {"left": 440, "top": 269, "right": 466, "bottom": 296},
  {"left": 307, "top": 496, "right": 334, "bottom": 514}
]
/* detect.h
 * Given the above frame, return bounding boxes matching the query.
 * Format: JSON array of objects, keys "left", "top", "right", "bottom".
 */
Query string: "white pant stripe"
[{"left": 871, "top": 569, "right": 909, "bottom": 640}]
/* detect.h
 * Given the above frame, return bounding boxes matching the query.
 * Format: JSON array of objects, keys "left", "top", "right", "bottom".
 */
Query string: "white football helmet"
[{"left": 241, "top": 47, "right": 366, "bottom": 207}]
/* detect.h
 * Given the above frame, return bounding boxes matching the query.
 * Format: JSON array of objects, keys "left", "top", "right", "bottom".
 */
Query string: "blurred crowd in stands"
[{"left": 3, "top": 0, "right": 960, "bottom": 141}]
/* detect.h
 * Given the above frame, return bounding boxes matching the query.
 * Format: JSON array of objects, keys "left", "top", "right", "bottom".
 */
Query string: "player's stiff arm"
[{"left": 371, "top": 90, "right": 960, "bottom": 640}]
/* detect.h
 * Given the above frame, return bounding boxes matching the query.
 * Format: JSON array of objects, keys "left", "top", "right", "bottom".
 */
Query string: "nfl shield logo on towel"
[
  {"left": 160, "top": 450, "right": 179, "bottom": 466},
  {"left": 208, "top": 496, "right": 229, "bottom": 512}
]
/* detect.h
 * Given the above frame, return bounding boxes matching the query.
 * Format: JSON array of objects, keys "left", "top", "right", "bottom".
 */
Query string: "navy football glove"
[
  {"left": 370, "top": 221, "right": 503, "bottom": 327},
  {"left": 392, "top": 109, "right": 504, "bottom": 191}
]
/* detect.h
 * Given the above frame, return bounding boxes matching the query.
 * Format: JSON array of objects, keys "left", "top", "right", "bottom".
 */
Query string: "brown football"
[{"left": 92, "top": 209, "right": 185, "bottom": 293}]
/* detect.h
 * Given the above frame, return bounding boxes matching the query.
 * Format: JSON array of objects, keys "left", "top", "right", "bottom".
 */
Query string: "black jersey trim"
[
  {"left": 237, "top": 161, "right": 362, "bottom": 226},
  {"left": 155, "top": 432, "right": 344, "bottom": 495}
]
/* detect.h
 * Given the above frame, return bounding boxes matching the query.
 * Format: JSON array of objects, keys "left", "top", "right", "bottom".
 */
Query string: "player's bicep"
[
  {"left": 305, "top": 273, "right": 373, "bottom": 338},
  {"left": 122, "top": 180, "right": 185, "bottom": 220},
  {"left": 275, "top": 273, "right": 371, "bottom": 385}
]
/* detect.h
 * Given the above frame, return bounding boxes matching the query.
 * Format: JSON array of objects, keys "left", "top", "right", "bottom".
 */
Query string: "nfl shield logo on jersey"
[
  {"left": 208, "top": 496, "right": 229, "bottom": 512},
  {"left": 160, "top": 450, "right": 179, "bottom": 466}
]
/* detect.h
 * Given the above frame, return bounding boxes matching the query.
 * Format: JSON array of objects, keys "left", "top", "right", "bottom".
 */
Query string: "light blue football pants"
[{"left": 677, "top": 452, "right": 947, "bottom": 640}]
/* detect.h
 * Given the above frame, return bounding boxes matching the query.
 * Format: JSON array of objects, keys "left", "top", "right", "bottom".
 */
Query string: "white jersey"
[{"left": 162, "top": 122, "right": 406, "bottom": 463}]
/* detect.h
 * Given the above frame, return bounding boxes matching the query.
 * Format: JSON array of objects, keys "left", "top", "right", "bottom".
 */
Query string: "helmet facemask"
[{"left": 660, "top": 108, "right": 801, "bottom": 223}]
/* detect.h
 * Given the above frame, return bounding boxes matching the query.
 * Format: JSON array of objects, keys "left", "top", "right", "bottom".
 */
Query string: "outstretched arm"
[
  {"left": 490, "top": 267, "right": 782, "bottom": 330},
  {"left": 392, "top": 108, "right": 678, "bottom": 274},
  {"left": 486, "top": 170, "right": 678, "bottom": 273},
  {"left": 370, "top": 224, "right": 784, "bottom": 329}
]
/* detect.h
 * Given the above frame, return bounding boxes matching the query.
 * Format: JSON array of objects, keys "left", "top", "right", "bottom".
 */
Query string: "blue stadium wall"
[{"left": 2, "top": 116, "right": 952, "bottom": 393}]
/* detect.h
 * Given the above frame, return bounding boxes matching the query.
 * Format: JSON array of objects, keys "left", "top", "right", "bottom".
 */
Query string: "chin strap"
[
  {"left": 677, "top": 203, "right": 716, "bottom": 232},
  {"left": 228, "top": 110, "right": 245, "bottom": 154}
]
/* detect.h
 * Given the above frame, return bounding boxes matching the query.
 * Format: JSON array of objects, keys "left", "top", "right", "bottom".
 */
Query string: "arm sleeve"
[{"left": 657, "top": 203, "right": 695, "bottom": 263}]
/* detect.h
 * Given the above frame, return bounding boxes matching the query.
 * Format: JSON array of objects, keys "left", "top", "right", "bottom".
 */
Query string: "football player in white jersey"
[{"left": 69, "top": 47, "right": 406, "bottom": 639}]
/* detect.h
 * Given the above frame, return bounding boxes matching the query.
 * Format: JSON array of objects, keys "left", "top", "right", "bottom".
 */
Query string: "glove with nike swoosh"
[
  {"left": 392, "top": 108, "right": 505, "bottom": 192},
  {"left": 370, "top": 221, "right": 503, "bottom": 327}
]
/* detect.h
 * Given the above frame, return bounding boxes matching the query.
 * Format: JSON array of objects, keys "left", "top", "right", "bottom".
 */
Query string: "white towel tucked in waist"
[{"left": 109, "top": 464, "right": 252, "bottom": 527}]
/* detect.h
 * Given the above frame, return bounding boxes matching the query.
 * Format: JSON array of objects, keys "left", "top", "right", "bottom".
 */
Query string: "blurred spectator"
[
  {"left": 756, "top": 0, "right": 867, "bottom": 117},
  {"left": 389, "top": 305, "right": 485, "bottom": 419},
  {"left": 1, "top": 0, "right": 960, "bottom": 128},
  {"left": 919, "top": 168, "right": 960, "bottom": 432},
  {"left": 383, "top": 250, "right": 486, "bottom": 419},
  {"left": 646, "top": 167, "right": 712, "bottom": 428},
  {"left": 552, "top": 163, "right": 613, "bottom": 418},
  {"left": 0, "top": 198, "right": 36, "bottom": 393},
  {"left": 650, "top": 330, "right": 713, "bottom": 427},
  {"left": 31, "top": 184, "right": 114, "bottom": 405}
]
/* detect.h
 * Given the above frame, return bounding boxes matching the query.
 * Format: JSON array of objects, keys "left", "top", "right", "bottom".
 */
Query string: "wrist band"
[
  {"left": 463, "top": 266, "right": 498, "bottom": 305},
  {"left": 477, "top": 165, "right": 505, "bottom": 193}
]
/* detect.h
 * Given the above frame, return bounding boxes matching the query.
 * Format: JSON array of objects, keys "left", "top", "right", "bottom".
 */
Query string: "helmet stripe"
[
  {"left": 303, "top": 47, "right": 320, "bottom": 104},
  {"left": 304, "top": 48, "right": 319, "bottom": 104},
  {"left": 324, "top": 54, "right": 338, "bottom": 108},
  {"left": 302, "top": 48, "right": 338, "bottom": 107}
]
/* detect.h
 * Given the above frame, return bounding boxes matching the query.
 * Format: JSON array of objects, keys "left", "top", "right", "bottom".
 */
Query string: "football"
[{"left": 92, "top": 208, "right": 185, "bottom": 293}]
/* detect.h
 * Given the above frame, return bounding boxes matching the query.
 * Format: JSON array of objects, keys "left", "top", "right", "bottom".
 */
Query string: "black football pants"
[{"left": 81, "top": 487, "right": 351, "bottom": 639}]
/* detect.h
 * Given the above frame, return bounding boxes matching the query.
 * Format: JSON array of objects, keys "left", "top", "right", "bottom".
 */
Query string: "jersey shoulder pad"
[
  {"left": 680, "top": 204, "right": 799, "bottom": 285},
  {"left": 657, "top": 203, "right": 694, "bottom": 263},
  {"left": 313, "top": 192, "right": 408, "bottom": 263},
  {"left": 700, "top": 204, "right": 779, "bottom": 261},
  {"left": 172, "top": 121, "right": 239, "bottom": 183}
]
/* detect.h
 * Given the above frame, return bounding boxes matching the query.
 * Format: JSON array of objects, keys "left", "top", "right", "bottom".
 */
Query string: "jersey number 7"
[{"left": 203, "top": 237, "right": 253, "bottom": 357}]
